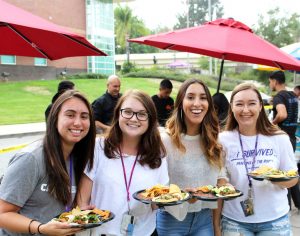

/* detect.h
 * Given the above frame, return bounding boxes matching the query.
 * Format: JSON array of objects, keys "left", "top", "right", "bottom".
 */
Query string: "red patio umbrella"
[
  {"left": 0, "top": 0, "right": 106, "bottom": 60},
  {"left": 129, "top": 18, "right": 300, "bottom": 92}
]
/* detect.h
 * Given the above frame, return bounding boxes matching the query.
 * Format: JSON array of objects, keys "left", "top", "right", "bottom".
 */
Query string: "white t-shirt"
[
  {"left": 84, "top": 138, "right": 169, "bottom": 236},
  {"left": 220, "top": 130, "right": 297, "bottom": 223}
]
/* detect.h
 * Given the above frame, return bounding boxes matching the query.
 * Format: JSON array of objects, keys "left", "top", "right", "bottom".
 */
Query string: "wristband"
[
  {"left": 28, "top": 219, "right": 36, "bottom": 235},
  {"left": 37, "top": 223, "right": 44, "bottom": 234}
]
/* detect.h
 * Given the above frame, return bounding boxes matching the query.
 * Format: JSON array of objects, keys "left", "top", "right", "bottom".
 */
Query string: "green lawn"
[
  {"left": 0, "top": 78, "right": 172, "bottom": 125},
  {"left": 0, "top": 77, "right": 220, "bottom": 125}
]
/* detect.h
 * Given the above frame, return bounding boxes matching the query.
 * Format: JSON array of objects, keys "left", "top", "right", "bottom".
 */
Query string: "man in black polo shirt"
[
  {"left": 269, "top": 70, "right": 300, "bottom": 211},
  {"left": 152, "top": 79, "right": 174, "bottom": 127},
  {"left": 92, "top": 75, "right": 121, "bottom": 133}
]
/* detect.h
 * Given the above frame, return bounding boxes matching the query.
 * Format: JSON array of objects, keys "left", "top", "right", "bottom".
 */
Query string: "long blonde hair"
[{"left": 166, "top": 79, "right": 223, "bottom": 169}]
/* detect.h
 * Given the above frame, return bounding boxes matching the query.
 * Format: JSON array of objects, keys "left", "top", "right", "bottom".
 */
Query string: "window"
[
  {"left": 34, "top": 58, "right": 47, "bottom": 66},
  {"left": 1, "top": 55, "right": 16, "bottom": 65}
]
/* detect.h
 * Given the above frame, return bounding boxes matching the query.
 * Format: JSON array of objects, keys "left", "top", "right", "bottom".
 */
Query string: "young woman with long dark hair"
[
  {"left": 77, "top": 90, "right": 168, "bottom": 236},
  {"left": 0, "top": 90, "right": 96, "bottom": 235}
]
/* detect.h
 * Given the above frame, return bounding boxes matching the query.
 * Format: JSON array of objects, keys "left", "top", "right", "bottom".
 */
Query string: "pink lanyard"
[{"left": 119, "top": 148, "right": 138, "bottom": 202}]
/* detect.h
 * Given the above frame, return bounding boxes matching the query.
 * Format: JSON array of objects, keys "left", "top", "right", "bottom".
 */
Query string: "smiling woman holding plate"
[
  {"left": 156, "top": 79, "right": 227, "bottom": 236},
  {"left": 0, "top": 90, "right": 96, "bottom": 236},
  {"left": 77, "top": 90, "right": 168, "bottom": 236},
  {"left": 216, "top": 83, "right": 298, "bottom": 236}
]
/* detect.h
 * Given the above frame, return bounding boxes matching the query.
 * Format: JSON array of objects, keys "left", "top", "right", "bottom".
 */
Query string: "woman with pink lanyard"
[
  {"left": 77, "top": 90, "right": 168, "bottom": 236},
  {"left": 215, "top": 83, "right": 298, "bottom": 236}
]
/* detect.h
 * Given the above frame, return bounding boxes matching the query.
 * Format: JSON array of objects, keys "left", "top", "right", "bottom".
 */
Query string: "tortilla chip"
[
  {"left": 169, "top": 184, "right": 181, "bottom": 194},
  {"left": 251, "top": 165, "right": 274, "bottom": 175},
  {"left": 286, "top": 170, "right": 298, "bottom": 177},
  {"left": 92, "top": 208, "right": 110, "bottom": 219}
]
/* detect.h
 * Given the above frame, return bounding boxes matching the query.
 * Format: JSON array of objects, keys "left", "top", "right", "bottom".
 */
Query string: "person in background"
[
  {"left": 152, "top": 79, "right": 174, "bottom": 127},
  {"left": 269, "top": 70, "right": 300, "bottom": 212},
  {"left": 0, "top": 90, "right": 96, "bottom": 236},
  {"left": 294, "top": 85, "right": 300, "bottom": 188},
  {"left": 212, "top": 92, "right": 229, "bottom": 130},
  {"left": 92, "top": 75, "right": 121, "bottom": 134},
  {"left": 156, "top": 79, "right": 226, "bottom": 236},
  {"left": 77, "top": 90, "right": 168, "bottom": 236},
  {"left": 45, "top": 80, "right": 75, "bottom": 120},
  {"left": 294, "top": 85, "right": 300, "bottom": 99},
  {"left": 216, "top": 83, "right": 298, "bottom": 236}
]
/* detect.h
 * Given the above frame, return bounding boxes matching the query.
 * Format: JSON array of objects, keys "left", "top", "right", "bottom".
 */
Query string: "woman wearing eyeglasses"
[{"left": 77, "top": 90, "right": 168, "bottom": 236}]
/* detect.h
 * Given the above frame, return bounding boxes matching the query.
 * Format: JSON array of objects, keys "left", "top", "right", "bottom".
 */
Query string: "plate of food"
[
  {"left": 248, "top": 166, "right": 299, "bottom": 182},
  {"left": 191, "top": 185, "right": 243, "bottom": 201},
  {"left": 191, "top": 185, "right": 218, "bottom": 201},
  {"left": 133, "top": 184, "right": 191, "bottom": 206},
  {"left": 52, "top": 206, "right": 114, "bottom": 229}
]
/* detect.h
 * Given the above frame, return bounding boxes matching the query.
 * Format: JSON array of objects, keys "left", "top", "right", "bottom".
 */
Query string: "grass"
[
  {"left": 0, "top": 78, "right": 174, "bottom": 125},
  {"left": 0, "top": 77, "right": 223, "bottom": 125}
]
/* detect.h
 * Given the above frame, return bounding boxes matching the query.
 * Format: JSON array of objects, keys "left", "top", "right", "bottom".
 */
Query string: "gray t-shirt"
[
  {"left": 0, "top": 141, "right": 75, "bottom": 236},
  {"left": 161, "top": 132, "right": 226, "bottom": 212}
]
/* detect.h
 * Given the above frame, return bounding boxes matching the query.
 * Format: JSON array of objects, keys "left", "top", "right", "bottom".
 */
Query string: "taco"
[
  {"left": 214, "top": 185, "right": 240, "bottom": 197},
  {"left": 196, "top": 185, "right": 214, "bottom": 193}
]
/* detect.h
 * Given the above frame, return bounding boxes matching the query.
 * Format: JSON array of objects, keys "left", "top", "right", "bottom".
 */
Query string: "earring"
[{"left": 180, "top": 108, "right": 183, "bottom": 120}]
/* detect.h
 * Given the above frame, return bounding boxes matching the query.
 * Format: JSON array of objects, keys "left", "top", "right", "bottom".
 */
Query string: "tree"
[
  {"left": 174, "top": 0, "right": 224, "bottom": 29},
  {"left": 114, "top": 5, "right": 132, "bottom": 61},
  {"left": 129, "top": 17, "right": 159, "bottom": 54},
  {"left": 114, "top": 5, "right": 158, "bottom": 56},
  {"left": 254, "top": 7, "right": 300, "bottom": 47}
]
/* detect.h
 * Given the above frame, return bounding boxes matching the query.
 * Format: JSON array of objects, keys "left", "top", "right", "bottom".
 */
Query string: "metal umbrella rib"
[{"left": 4, "top": 23, "right": 51, "bottom": 59}]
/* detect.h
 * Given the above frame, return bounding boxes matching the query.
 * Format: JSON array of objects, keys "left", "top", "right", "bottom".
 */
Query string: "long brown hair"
[
  {"left": 166, "top": 79, "right": 223, "bottom": 169},
  {"left": 225, "top": 83, "right": 283, "bottom": 135},
  {"left": 104, "top": 90, "right": 166, "bottom": 169},
  {"left": 43, "top": 90, "right": 96, "bottom": 205}
]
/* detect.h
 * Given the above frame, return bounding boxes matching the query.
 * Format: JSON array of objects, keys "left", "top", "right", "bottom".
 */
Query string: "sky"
[{"left": 122, "top": 0, "right": 300, "bottom": 30}]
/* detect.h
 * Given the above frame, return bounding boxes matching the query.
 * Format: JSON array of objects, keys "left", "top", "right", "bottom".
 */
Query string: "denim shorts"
[
  {"left": 156, "top": 208, "right": 213, "bottom": 236},
  {"left": 221, "top": 214, "right": 291, "bottom": 236}
]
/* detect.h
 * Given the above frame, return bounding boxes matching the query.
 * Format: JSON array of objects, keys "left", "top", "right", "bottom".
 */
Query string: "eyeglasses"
[{"left": 120, "top": 109, "right": 149, "bottom": 121}]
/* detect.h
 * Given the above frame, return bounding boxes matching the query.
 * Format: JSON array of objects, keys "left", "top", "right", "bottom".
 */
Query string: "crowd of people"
[{"left": 0, "top": 71, "right": 299, "bottom": 236}]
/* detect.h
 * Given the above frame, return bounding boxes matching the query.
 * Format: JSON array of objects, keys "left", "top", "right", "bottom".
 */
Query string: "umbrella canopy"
[
  {"left": 256, "top": 42, "right": 300, "bottom": 71},
  {"left": 129, "top": 18, "right": 300, "bottom": 92},
  {"left": 0, "top": 0, "right": 106, "bottom": 60}
]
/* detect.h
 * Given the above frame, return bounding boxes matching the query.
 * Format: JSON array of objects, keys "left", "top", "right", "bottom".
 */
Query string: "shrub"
[
  {"left": 65, "top": 73, "right": 107, "bottom": 80},
  {"left": 121, "top": 61, "right": 137, "bottom": 74}
]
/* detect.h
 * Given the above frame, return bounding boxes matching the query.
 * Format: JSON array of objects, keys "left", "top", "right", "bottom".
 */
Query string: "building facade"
[{"left": 0, "top": 0, "right": 130, "bottom": 81}]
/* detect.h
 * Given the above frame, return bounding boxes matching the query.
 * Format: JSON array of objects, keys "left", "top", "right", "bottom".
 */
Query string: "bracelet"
[
  {"left": 28, "top": 219, "right": 36, "bottom": 235},
  {"left": 37, "top": 223, "right": 44, "bottom": 234}
]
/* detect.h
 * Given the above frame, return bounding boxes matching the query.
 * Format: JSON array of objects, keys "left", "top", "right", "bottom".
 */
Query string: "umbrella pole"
[{"left": 217, "top": 58, "right": 225, "bottom": 93}]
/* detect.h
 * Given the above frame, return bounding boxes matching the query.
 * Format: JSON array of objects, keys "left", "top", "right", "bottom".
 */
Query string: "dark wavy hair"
[
  {"left": 212, "top": 92, "right": 229, "bottom": 129},
  {"left": 166, "top": 79, "right": 223, "bottom": 169},
  {"left": 43, "top": 90, "right": 96, "bottom": 206},
  {"left": 225, "top": 83, "right": 283, "bottom": 136},
  {"left": 104, "top": 90, "right": 166, "bottom": 169}
]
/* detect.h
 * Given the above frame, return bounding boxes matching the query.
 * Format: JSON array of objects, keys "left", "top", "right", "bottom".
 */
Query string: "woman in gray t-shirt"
[{"left": 0, "top": 90, "right": 96, "bottom": 236}]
